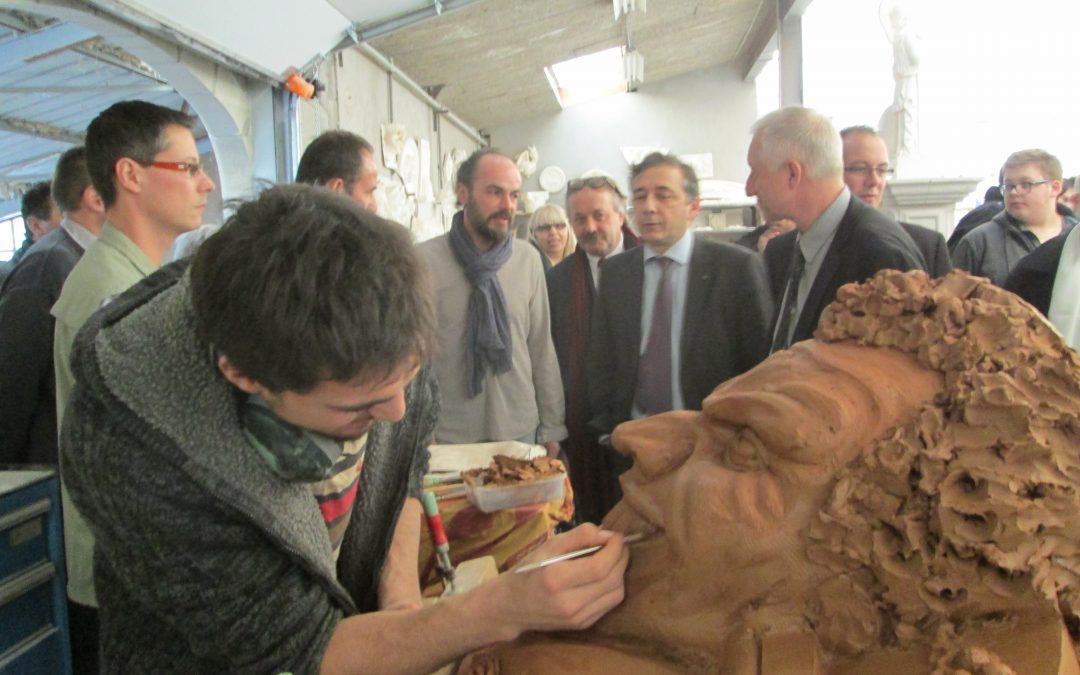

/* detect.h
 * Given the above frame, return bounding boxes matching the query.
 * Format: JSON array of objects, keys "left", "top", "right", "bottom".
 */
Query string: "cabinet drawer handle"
[
  {"left": 0, "top": 562, "right": 55, "bottom": 607},
  {"left": 0, "top": 498, "right": 51, "bottom": 531}
]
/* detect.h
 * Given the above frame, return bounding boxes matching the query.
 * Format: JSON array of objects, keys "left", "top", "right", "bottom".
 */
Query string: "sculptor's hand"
[{"left": 488, "top": 524, "right": 629, "bottom": 639}]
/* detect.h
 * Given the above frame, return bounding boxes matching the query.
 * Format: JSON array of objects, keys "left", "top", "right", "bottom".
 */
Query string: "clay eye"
[{"left": 722, "top": 428, "right": 769, "bottom": 471}]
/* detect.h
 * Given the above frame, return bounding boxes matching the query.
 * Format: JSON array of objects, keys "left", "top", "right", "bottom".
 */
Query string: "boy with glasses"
[{"left": 953, "top": 149, "right": 1076, "bottom": 285}]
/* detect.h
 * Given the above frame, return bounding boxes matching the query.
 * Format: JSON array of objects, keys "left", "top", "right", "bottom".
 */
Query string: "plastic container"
[{"left": 463, "top": 471, "right": 565, "bottom": 513}]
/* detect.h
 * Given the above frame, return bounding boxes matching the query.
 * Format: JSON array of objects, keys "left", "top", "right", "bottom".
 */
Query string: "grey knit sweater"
[{"left": 61, "top": 263, "right": 438, "bottom": 674}]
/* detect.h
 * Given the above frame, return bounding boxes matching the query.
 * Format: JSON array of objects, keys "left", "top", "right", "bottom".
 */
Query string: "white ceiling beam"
[
  {"left": 0, "top": 10, "right": 167, "bottom": 83},
  {"left": 0, "top": 83, "right": 172, "bottom": 93},
  {"left": 0, "top": 149, "right": 63, "bottom": 174},
  {"left": 0, "top": 115, "right": 84, "bottom": 144},
  {"left": 0, "top": 20, "right": 97, "bottom": 68},
  {"left": 736, "top": 0, "right": 813, "bottom": 82}
]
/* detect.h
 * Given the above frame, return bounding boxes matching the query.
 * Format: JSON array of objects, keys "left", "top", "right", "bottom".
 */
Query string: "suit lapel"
[
  {"left": 681, "top": 242, "right": 711, "bottom": 366},
  {"left": 624, "top": 248, "right": 645, "bottom": 378}
]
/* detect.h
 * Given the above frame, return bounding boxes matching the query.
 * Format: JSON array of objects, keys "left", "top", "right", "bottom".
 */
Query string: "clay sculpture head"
[{"left": 483, "top": 270, "right": 1080, "bottom": 674}]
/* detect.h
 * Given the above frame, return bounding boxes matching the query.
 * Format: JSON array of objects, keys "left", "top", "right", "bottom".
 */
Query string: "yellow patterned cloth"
[{"left": 418, "top": 478, "right": 574, "bottom": 596}]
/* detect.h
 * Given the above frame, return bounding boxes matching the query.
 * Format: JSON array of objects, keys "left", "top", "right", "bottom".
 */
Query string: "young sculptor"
[{"left": 60, "top": 185, "right": 630, "bottom": 673}]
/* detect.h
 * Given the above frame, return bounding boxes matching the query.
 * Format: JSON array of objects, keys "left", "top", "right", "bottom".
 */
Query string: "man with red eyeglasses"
[{"left": 51, "top": 99, "right": 215, "bottom": 673}]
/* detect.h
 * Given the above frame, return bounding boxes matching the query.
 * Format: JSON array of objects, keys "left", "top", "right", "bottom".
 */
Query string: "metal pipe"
[{"left": 351, "top": 0, "right": 484, "bottom": 43}]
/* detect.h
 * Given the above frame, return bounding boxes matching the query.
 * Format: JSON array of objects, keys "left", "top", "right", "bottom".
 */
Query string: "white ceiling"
[{"left": 0, "top": 0, "right": 778, "bottom": 204}]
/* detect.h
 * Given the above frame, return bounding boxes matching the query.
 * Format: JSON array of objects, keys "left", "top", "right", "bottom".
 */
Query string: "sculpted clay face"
[
  {"left": 479, "top": 270, "right": 1080, "bottom": 674},
  {"left": 601, "top": 341, "right": 942, "bottom": 659}
]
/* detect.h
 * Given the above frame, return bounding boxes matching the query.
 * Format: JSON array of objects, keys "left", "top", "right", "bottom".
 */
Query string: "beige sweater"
[{"left": 418, "top": 233, "right": 566, "bottom": 444}]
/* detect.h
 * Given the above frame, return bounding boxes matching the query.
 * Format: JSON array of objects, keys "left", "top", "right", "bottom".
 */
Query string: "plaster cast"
[{"left": 470, "top": 270, "right": 1080, "bottom": 673}]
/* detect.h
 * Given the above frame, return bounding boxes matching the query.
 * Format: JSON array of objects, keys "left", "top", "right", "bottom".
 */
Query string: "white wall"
[
  {"left": 298, "top": 47, "right": 481, "bottom": 191},
  {"left": 296, "top": 47, "right": 482, "bottom": 239},
  {"left": 488, "top": 62, "right": 759, "bottom": 200}
]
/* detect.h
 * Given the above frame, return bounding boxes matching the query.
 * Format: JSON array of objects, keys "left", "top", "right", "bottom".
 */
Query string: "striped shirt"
[{"left": 310, "top": 434, "right": 367, "bottom": 562}]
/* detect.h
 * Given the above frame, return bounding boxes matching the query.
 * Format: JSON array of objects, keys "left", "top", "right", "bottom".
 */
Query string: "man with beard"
[
  {"left": 418, "top": 149, "right": 566, "bottom": 453},
  {"left": 547, "top": 173, "right": 640, "bottom": 523}
]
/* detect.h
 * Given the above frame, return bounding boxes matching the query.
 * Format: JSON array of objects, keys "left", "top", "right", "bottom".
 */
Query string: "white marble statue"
[{"left": 878, "top": 0, "right": 920, "bottom": 170}]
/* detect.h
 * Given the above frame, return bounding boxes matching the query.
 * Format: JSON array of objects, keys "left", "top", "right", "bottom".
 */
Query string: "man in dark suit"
[
  {"left": 547, "top": 174, "right": 639, "bottom": 523},
  {"left": 0, "top": 147, "right": 105, "bottom": 465},
  {"left": 587, "top": 154, "right": 773, "bottom": 514},
  {"left": 840, "top": 126, "right": 951, "bottom": 278},
  {"left": 746, "top": 107, "right": 926, "bottom": 352},
  {"left": 1003, "top": 228, "right": 1075, "bottom": 319}
]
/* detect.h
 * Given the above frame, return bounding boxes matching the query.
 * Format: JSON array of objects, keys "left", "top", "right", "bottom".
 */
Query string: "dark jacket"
[
  {"left": 61, "top": 263, "right": 438, "bottom": 674},
  {"left": 1003, "top": 230, "right": 1071, "bottom": 316},
  {"left": 587, "top": 236, "right": 773, "bottom": 435},
  {"left": 0, "top": 227, "right": 85, "bottom": 464},
  {"left": 900, "top": 222, "right": 952, "bottom": 278},
  {"left": 764, "top": 197, "right": 926, "bottom": 346},
  {"left": 948, "top": 200, "right": 1004, "bottom": 253},
  {"left": 952, "top": 210, "right": 1077, "bottom": 286}
]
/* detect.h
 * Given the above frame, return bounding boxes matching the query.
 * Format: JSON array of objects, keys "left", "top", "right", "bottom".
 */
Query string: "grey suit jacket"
[{"left": 586, "top": 235, "right": 773, "bottom": 435}]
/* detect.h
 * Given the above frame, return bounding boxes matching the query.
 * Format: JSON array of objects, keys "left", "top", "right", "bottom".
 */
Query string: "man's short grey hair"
[
  {"left": 839, "top": 125, "right": 878, "bottom": 140},
  {"left": 751, "top": 107, "right": 843, "bottom": 180}
]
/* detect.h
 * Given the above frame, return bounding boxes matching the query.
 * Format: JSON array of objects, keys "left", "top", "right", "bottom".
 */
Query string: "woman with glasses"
[{"left": 529, "top": 204, "right": 576, "bottom": 269}]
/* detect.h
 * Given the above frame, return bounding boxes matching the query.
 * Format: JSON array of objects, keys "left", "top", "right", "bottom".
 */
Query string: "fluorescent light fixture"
[{"left": 545, "top": 46, "right": 641, "bottom": 108}]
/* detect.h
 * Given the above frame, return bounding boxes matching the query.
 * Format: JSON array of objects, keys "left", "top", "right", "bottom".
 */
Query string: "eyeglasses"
[
  {"left": 534, "top": 222, "right": 567, "bottom": 232},
  {"left": 1000, "top": 179, "right": 1051, "bottom": 195},
  {"left": 843, "top": 164, "right": 894, "bottom": 179},
  {"left": 144, "top": 160, "right": 203, "bottom": 178},
  {"left": 567, "top": 175, "right": 625, "bottom": 198}
]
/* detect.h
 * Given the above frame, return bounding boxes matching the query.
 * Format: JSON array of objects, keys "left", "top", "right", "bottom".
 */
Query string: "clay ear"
[{"left": 612, "top": 410, "right": 698, "bottom": 479}]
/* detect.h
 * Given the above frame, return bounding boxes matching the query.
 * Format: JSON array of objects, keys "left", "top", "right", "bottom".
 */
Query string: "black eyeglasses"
[
  {"left": 843, "top": 163, "right": 894, "bottom": 179},
  {"left": 143, "top": 160, "right": 204, "bottom": 178},
  {"left": 567, "top": 175, "right": 624, "bottom": 198},
  {"left": 1000, "top": 179, "right": 1051, "bottom": 195}
]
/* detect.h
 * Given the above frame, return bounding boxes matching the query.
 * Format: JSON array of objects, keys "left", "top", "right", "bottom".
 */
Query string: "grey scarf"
[{"left": 448, "top": 210, "right": 513, "bottom": 398}]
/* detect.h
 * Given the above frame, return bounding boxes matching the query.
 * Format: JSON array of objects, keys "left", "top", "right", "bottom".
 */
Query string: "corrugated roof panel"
[{"left": 0, "top": 15, "right": 187, "bottom": 195}]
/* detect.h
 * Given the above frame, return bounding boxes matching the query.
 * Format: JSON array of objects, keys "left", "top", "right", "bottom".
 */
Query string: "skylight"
[{"left": 544, "top": 46, "right": 630, "bottom": 108}]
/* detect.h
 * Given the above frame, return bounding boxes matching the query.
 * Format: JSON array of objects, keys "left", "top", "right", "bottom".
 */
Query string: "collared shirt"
[
  {"left": 51, "top": 221, "right": 158, "bottom": 607},
  {"left": 633, "top": 229, "right": 695, "bottom": 417},
  {"left": 586, "top": 235, "right": 626, "bottom": 289},
  {"left": 59, "top": 216, "right": 98, "bottom": 252},
  {"left": 775, "top": 188, "right": 850, "bottom": 347}
]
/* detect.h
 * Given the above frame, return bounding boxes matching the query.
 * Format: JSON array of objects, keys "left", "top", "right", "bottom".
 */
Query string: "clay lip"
[{"left": 610, "top": 491, "right": 666, "bottom": 543}]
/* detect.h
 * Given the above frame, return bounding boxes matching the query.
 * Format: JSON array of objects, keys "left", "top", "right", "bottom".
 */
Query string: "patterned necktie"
[
  {"left": 770, "top": 245, "right": 805, "bottom": 354},
  {"left": 635, "top": 256, "right": 674, "bottom": 416}
]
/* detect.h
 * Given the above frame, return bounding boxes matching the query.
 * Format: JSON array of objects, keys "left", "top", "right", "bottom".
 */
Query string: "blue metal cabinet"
[{"left": 0, "top": 470, "right": 72, "bottom": 674}]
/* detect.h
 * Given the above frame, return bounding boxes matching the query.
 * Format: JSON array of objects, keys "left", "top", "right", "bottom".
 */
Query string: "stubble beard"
[{"left": 465, "top": 197, "right": 510, "bottom": 245}]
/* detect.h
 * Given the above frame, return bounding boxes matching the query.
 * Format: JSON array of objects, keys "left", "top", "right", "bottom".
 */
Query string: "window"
[
  {"left": 0, "top": 214, "right": 24, "bottom": 262},
  {"left": 544, "top": 47, "right": 631, "bottom": 108}
]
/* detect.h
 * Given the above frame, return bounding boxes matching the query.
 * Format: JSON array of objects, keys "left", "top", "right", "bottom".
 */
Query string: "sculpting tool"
[
  {"left": 423, "top": 472, "right": 464, "bottom": 487},
  {"left": 421, "top": 491, "right": 457, "bottom": 592},
  {"left": 515, "top": 531, "right": 651, "bottom": 574}
]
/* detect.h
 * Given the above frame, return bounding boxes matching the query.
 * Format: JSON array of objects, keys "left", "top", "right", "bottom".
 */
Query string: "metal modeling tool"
[
  {"left": 514, "top": 531, "right": 651, "bottom": 574},
  {"left": 421, "top": 491, "right": 457, "bottom": 592}
]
